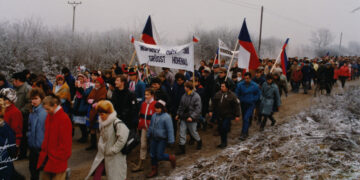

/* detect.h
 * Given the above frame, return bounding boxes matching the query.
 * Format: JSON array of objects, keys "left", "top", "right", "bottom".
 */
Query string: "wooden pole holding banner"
[
  {"left": 128, "top": 50, "right": 137, "bottom": 66},
  {"left": 225, "top": 40, "right": 239, "bottom": 81}
]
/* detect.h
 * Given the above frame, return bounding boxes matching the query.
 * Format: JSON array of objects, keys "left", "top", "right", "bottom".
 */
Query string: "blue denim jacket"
[
  {"left": 27, "top": 104, "right": 47, "bottom": 149},
  {"left": 147, "top": 112, "right": 174, "bottom": 144}
]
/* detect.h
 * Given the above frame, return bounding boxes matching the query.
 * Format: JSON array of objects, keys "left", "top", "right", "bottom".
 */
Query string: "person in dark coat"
[
  {"left": 199, "top": 67, "right": 214, "bottom": 122},
  {"left": 170, "top": 73, "right": 186, "bottom": 136},
  {"left": 301, "top": 61, "right": 314, "bottom": 94},
  {"left": 0, "top": 73, "right": 12, "bottom": 91},
  {"left": 151, "top": 77, "right": 171, "bottom": 110},
  {"left": 209, "top": 82, "right": 240, "bottom": 148},
  {"left": 62, "top": 67, "right": 76, "bottom": 100},
  {"left": 111, "top": 75, "right": 137, "bottom": 130},
  {"left": 214, "top": 67, "right": 235, "bottom": 93}
]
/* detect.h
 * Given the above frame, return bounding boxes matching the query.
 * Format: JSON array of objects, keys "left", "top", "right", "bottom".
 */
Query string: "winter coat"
[
  {"left": 64, "top": 74, "right": 76, "bottom": 99},
  {"left": 252, "top": 75, "right": 266, "bottom": 87},
  {"left": 138, "top": 99, "right": 156, "bottom": 130},
  {"left": 338, "top": 65, "right": 350, "bottom": 77},
  {"left": 14, "top": 82, "right": 32, "bottom": 115},
  {"left": 301, "top": 65, "right": 313, "bottom": 81},
  {"left": 37, "top": 107, "right": 72, "bottom": 173},
  {"left": 291, "top": 70, "right": 303, "bottom": 83},
  {"left": 154, "top": 88, "right": 171, "bottom": 110},
  {"left": 235, "top": 81, "right": 261, "bottom": 105},
  {"left": 214, "top": 76, "right": 235, "bottom": 93},
  {"left": 199, "top": 74, "right": 215, "bottom": 99},
  {"left": 177, "top": 91, "right": 202, "bottom": 121},
  {"left": 53, "top": 82, "right": 72, "bottom": 113},
  {"left": 111, "top": 88, "right": 137, "bottom": 129},
  {"left": 147, "top": 112, "right": 174, "bottom": 144},
  {"left": 85, "top": 112, "right": 129, "bottom": 180},
  {"left": 274, "top": 75, "right": 288, "bottom": 95},
  {"left": 73, "top": 86, "right": 92, "bottom": 116},
  {"left": 260, "top": 82, "right": 281, "bottom": 115},
  {"left": 209, "top": 90, "right": 240, "bottom": 119},
  {"left": 4, "top": 104, "right": 23, "bottom": 146},
  {"left": 0, "top": 80, "right": 12, "bottom": 91},
  {"left": 27, "top": 104, "right": 47, "bottom": 149},
  {"left": 88, "top": 85, "right": 107, "bottom": 127},
  {"left": 334, "top": 68, "right": 339, "bottom": 80},
  {"left": 0, "top": 121, "right": 16, "bottom": 180},
  {"left": 170, "top": 83, "right": 185, "bottom": 115}
]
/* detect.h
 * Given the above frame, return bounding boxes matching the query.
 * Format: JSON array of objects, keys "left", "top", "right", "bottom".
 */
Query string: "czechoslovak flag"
[
  {"left": 237, "top": 19, "right": 260, "bottom": 70},
  {"left": 141, "top": 16, "right": 156, "bottom": 45},
  {"left": 214, "top": 48, "right": 220, "bottom": 65},
  {"left": 275, "top": 38, "right": 290, "bottom": 75},
  {"left": 193, "top": 35, "right": 200, "bottom": 43}
]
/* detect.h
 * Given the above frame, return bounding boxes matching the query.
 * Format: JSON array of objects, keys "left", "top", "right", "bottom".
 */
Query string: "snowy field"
[{"left": 167, "top": 86, "right": 360, "bottom": 180}]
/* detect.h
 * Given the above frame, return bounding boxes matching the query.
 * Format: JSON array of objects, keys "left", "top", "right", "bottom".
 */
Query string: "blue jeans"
[
  {"left": 240, "top": 103, "right": 255, "bottom": 135},
  {"left": 149, "top": 139, "right": 169, "bottom": 166}
]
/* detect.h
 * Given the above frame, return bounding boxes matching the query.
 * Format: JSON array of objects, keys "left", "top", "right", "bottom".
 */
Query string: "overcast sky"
[{"left": 1, "top": 0, "right": 359, "bottom": 49}]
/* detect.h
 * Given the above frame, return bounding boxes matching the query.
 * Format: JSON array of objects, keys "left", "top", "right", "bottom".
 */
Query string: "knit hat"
[
  {"left": 95, "top": 77, "right": 104, "bottom": 85},
  {"left": 203, "top": 67, "right": 211, "bottom": 73},
  {"left": 0, "top": 88, "right": 17, "bottom": 103},
  {"left": 128, "top": 67, "right": 137, "bottom": 76},
  {"left": 56, "top": 74, "right": 65, "bottom": 81}
]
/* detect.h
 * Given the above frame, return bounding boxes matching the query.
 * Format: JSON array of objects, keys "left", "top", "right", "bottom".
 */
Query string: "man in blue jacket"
[{"left": 235, "top": 72, "right": 261, "bottom": 141}]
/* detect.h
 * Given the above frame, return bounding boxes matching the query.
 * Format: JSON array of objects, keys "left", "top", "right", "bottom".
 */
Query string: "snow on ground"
[{"left": 166, "top": 85, "right": 360, "bottom": 180}]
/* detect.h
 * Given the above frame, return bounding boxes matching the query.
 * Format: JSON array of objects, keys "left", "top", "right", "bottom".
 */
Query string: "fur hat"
[{"left": 0, "top": 88, "right": 17, "bottom": 103}]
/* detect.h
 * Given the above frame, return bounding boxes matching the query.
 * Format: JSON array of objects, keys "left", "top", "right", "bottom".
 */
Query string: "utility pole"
[
  {"left": 258, "top": 6, "right": 264, "bottom": 58},
  {"left": 339, "top": 32, "right": 343, "bottom": 56},
  {"left": 68, "top": 1, "right": 82, "bottom": 33}
]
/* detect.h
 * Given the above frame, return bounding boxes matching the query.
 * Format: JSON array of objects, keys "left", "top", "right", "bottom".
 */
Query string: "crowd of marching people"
[{"left": 0, "top": 55, "right": 359, "bottom": 180}]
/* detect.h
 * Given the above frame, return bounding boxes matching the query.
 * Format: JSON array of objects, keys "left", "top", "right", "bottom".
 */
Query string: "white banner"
[
  {"left": 134, "top": 41, "right": 194, "bottom": 72},
  {"left": 218, "top": 39, "right": 239, "bottom": 58}
]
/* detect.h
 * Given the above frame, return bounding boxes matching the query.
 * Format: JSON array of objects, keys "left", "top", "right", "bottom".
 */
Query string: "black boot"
[
  {"left": 86, "top": 133, "right": 97, "bottom": 151},
  {"left": 239, "top": 133, "right": 248, "bottom": 141},
  {"left": 175, "top": 145, "right": 185, "bottom": 155},
  {"left": 188, "top": 136, "right": 195, "bottom": 145},
  {"left": 196, "top": 140, "right": 202, "bottom": 150}
]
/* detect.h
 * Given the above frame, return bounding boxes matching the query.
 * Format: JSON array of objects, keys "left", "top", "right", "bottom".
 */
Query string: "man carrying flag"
[{"left": 235, "top": 19, "right": 261, "bottom": 141}]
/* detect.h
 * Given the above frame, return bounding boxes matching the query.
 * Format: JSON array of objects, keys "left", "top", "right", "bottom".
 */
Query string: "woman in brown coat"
[{"left": 86, "top": 77, "right": 107, "bottom": 151}]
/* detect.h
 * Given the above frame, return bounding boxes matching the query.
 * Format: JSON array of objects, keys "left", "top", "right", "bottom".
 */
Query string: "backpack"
[{"left": 113, "top": 119, "right": 140, "bottom": 154}]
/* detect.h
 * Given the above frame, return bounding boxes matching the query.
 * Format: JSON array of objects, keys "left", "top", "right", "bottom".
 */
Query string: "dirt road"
[{"left": 14, "top": 80, "right": 358, "bottom": 179}]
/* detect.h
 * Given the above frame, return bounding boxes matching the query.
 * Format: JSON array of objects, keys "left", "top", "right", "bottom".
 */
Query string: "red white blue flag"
[
  {"left": 237, "top": 19, "right": 260, "bottom": 70},
  {"left": 141, "top": 16, "right": 156, "bottom": 45}
]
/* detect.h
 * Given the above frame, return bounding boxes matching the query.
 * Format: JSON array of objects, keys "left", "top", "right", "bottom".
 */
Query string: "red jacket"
[
  {"left": 4, "top": 104, "right": 23, "bottom": 146},
  {"left": 334, "top": 69, "right": 339, "bottom": 80},
  {"left": 138, "top": 99, "right": 156, "bottom": 130},
  {"left": 338, "top": 65, "right": 350, "bottom": 77},
  {"left": 291, "top": 70, "right": 303, "bottom": 83},
  {"left": 37, "top": 107, "right": 72, "bottom": 173}
]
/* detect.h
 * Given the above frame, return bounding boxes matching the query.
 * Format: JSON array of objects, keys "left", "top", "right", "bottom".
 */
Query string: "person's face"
[
  {"left": 91, "top": 74, "right": 98, "bottom": 82},
  {"left": 184, "top": 86, "right": 190, "bottom": 93},
  {"left": 237, "top": 72, "right": 242, "bottom": 78},
  {"left": 221, "top": 61, "right": 225, "bottom": 66},
  {"left": 255, "top": 72, "right": 261, "bottom": 78},
  {"left": 145, "top": 91, "right": 153, "bottom": 101},
  {"left": 195, "top": 81, "right": 199, "bottom": 87},
  {"left": 155, "top": 107, "right": 162, "bottom": 114},
  {"left": 213, "top": 68, "right": 219, "bottom": 73},
  {"left": 95, "top": 82, "right": 101, "bottom": 89},
  {"left": 115, "top": 78, "right": 121, "bottom": 88},
  {"left": 105, "top": 73, "right": 111, "bottom": 79},
  {"left": 267, "top": 79, "right": 273, "bottom": 84},
  {"left": 0, "top": 80, "right": 4, "bottom": 87},
  {"left": 219, "top": 71, "right": 226, "bottom": 78},
  {"left": 202, "top": 71, "right": 208, "bottom": 77},
  {"left": 221, "top": 84, "right": 228, "bottom": 92},
  {"left": 12, "top": 79, "right": 19, "bottom": 87},
  {"left": 31, "top": 96, "right": 42, "bottom": 107},
  {"left": 78, "top": 77, "right": 84, "bottom": 84},
  {"left": 176, "top": 78, "right": 184, "bottom": 85},
  {"left": 130, "top": 75, "right": 137, "bottom": 81},
  {"left": 200, "top": 61, "right": 205, "bottom": 66},
  {"left": 57, "top": 79, "right": 64, "bottom": 86},
  {"left": 43, "top": 104, "right": 57, "bottom": 114},
  {"left": 99, "top": 112, "right": 109, "bottom": 121},
  {"left": 244, "top": 75, "right": 251, "bottom": 83},
  {"left": 112, "top": 71, "right": 116, "bottom": 78},
  {"left": 152, "top": 83, "right": 160, "bottom": 90}
]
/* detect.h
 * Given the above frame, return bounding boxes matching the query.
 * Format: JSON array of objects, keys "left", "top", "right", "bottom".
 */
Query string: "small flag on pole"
[
  {"left": 237, "top": 19, "right": 259, "bottom": 70},
  {"left": 193, "top": 35, "right": 200, "bottom": 43},
  {"left": 214, "top": 48, "right": 220, "bottom": 65},
  {"left": 130, "top": 35, "right": 135, "bottom": 43}
]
